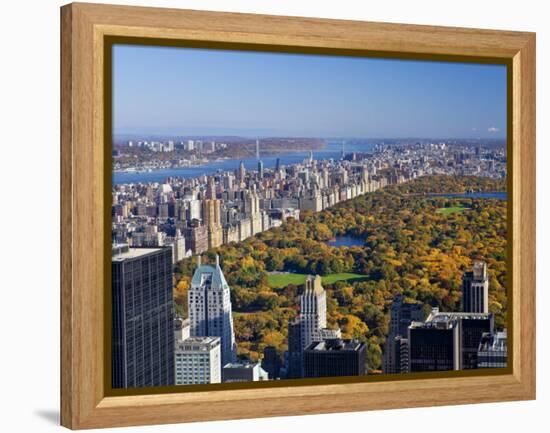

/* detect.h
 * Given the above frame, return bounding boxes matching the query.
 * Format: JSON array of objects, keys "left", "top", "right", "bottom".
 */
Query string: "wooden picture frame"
[{"left": 60, "top": 2, "right": 536, "bottom": 429}]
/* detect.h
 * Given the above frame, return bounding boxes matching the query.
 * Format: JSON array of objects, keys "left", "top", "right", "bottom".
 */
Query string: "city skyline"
[{"left": 113, "top": 45, "right": 507, "bottom": 139}]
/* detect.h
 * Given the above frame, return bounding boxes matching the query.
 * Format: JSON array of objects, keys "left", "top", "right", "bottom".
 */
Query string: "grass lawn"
[
  {"left": 268, "top": 272, "right": 365, "bottom": 288},
  {"left": 436, "top": 206, "right": 467, "bottom": 215}
]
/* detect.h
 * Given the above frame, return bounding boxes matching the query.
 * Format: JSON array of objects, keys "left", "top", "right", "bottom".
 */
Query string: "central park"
[{"left": 173, "top": 175, "right": 507, "bottom": 372}]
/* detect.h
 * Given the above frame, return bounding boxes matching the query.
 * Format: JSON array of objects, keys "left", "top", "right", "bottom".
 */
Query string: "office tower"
[
  {"left": 174, "top": 337, "right": 221, "bottom": 385},
  {"left": 222, "top": 362, "right": 269, "bottom": 383},
  {"left": 383, "top": 296, "right": 424, "bottom": 374},
  {"left": 112, "top": 245, "right": 174, "bottom": 388},
  {"left": 303, "top": 339, "right": 366, "bottom": 378},
  {"left": 462, "top": 261, "right": 489, "bottom": 313},
  {"left": 477, "top": 330, "right": 507, "bottom": 368},
  {"left": 275, "top": 157, "right": 281, "bottom": 172},
  {"left": 300, "top": 275, "right": 327, "bottom": 351},
  {"left": 286, "top": 318, "right": 303, "bottom": 379},
  {"left": 261, "top": 346, "right": 281, "bottom": 380},
  {"left": 408, "top": 309, "right": 493, "bottom": 372},
  {"left": 188, "top": 255, "right": 237, "bottom": 366}
]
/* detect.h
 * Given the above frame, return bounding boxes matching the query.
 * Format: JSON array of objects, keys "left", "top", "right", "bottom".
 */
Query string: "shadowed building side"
[{"left": 111, "top": 244, "right": 175, "bottom": 388}]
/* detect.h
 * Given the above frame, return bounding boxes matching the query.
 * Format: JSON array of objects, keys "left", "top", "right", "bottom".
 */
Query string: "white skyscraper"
[
  {"left": 188, "top": 255, "right": 237, "bottom": 366},
  {"left": 175, "top": 336, "right": 221, "bottom": 385},
  {"left": 462, "top": 261, "right": 489, "bottom": 313},
  {"left": 300, "top": 275, "right": 327, "bottom": 350}
]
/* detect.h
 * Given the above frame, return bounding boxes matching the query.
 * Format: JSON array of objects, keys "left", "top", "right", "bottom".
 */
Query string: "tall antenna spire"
[
  {"left": 256, "top": 139, "right": 260, "bottom": 160},
  {"left": 215, "top": 254, "right": 220, "bottom": 268}
]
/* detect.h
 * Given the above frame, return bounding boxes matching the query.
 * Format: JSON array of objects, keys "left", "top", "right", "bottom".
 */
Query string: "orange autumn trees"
[{"left": 174, "top": 175, "right": 507, "bottom": 372}]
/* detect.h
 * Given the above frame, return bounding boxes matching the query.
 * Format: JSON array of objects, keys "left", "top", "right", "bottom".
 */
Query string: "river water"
[{"left": 112, "top": 140, "right": 377, "bottom": 185}]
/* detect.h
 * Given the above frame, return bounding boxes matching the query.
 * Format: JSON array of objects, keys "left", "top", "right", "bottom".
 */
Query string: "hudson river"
[{"left": 112, "top": 141, "right": 376, "bottom": 185}]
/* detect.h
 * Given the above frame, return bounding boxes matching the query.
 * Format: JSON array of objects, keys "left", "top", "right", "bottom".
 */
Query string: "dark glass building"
[
  {"left": 112, "top": 245, "right": 175, "bottom": 388},
  {"left": 383, "top": 295, "right": 424, "bottom": 374},
  {"left": 303, "top": 339, "right": 366, "bottom": 378},
  {"left": 408, "top": 308, "right": 493, "bottom": 372},
  {"left": 286, "top": 318, "right": 303, "bottom": 379},
  {"left": 461, "top": 317, "right": 494, "bottom": 369},
  {"left": 261, "top": 346, "right": 281, "bottom": 380},
  {"left": 477, "top": 330, "right": 508, "bottom": 368}
]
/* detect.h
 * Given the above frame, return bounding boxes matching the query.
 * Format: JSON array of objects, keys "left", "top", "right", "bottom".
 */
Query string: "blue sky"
[{"left": 113, "top": 44, "right": 507, "bottom": 138}]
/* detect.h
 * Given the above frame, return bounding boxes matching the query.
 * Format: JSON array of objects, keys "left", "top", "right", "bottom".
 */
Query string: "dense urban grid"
[{"left": 111, "top": 138, "right": 507, "bottom": 388}]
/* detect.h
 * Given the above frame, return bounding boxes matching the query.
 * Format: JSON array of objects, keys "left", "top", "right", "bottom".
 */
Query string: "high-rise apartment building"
[
  {"left": 188, "top": 255, "right": 237, "bottom": 366},
  {"left": 174, "top": 337, "right": 221, "bottom": 385},
  {"left": 462, "top": 261, "right": 489, "bottom": 313},
  {"left": 300, "top": 275, "right": 327, "bottom": 351},
  {"left": 112, "top": 245, "right": 174, "bottom": 388}
]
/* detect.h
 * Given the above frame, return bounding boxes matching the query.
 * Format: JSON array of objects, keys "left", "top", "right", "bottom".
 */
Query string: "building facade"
[
  {"left": 462, "top": 261, "right": 489, "bottom": 313},
  {"left": 112, "top": 245, "right": 174, "bottom": 388},
  {"left": 303, "top": 339, "right": 366, "bottom": 378},
  {"left": 286, "top": 318, "right": 303, "bottom": 379},
  {"left": 261, "top": 346, "right": 281, "bottom": 380},
  {"left": 477, "top": 330, "right": 508, "bottom": 368},
  {"left": 383, "top": 295, "right": 424, "bottom": 374},
  {"left": 300, "top": 275, "right": 327, "bottom": 351},
  {"left": 174, "top": 337, "right": 221, "bottom": 385},
  {"left": 408, "top": 309, "right": 493, "bottom": 372}
]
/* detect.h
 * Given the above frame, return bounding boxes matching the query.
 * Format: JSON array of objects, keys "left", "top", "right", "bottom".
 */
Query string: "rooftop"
[
  {"left": 112, "top": 244, "right": 164, "bottom": 261},
  {"left": 175, "top": 336, "right": 220, "bottom": 351},
  {"left": 410, "top": 308, "right": 492, "bottom": 330},
  {"left": 478, "top": 330, "right": 507, "bottom": 353},
  {"left": 305, "top": 338, "right": 363, "bottom": 352}
]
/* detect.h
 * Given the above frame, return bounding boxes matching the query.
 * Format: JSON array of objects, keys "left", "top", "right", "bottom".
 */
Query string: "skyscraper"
[
  {"left": 188, "top": 255, "right": 237, "bottom": 366},
  {"left": 462, "top": 261, "right": 489, "bottom": 313},
  {"left": 238, "top": 161, "right": 246, "bottom": 184},
  {"left": 300, "top": 275, "right": 327, "bottom": 351},
  {"left": 111, "top": 245, "right": 174, "bottom": 388},
  {"left": 383, "top": 295, "right": 424, "bottom": 374},
  {"left": 286, "top": 318, "right": 303, "bottom": 379}
]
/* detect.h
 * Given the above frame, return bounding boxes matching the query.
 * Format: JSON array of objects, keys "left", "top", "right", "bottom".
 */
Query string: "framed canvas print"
[{"left": 60, "top": 2, "right": 536, "bottom": 429}]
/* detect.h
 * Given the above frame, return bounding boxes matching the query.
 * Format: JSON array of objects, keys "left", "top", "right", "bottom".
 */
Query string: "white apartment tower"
[
  {"left": 188, "top": 255, "right": 237, "bottom": 366},
  {"left": 462, "top": 261, "right": 489, "bottom": 314},
  {"left": 174, "top": 337, "right": 221, "bottom": 385},
  {"left": 300, "top": 275, "right": 327, "bottom": 350}
]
